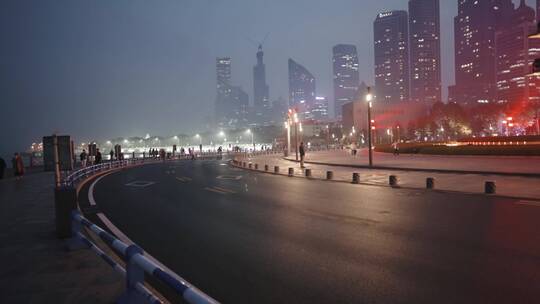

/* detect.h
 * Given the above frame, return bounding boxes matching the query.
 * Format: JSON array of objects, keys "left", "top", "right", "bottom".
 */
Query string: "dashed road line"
[
  {"left": 175, "top": 176, "right": 192, "bottom": 182},
  {"left": 213, "top": 186, "right": 236, "bottom": 194}
]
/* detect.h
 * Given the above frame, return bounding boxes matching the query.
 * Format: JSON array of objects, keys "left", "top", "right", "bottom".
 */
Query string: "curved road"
[{"left": 79, "top": 159, "right": 540, "bottom": 304}]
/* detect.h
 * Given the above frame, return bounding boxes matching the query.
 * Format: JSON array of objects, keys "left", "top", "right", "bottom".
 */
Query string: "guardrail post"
[
  {"left": 389, "top": 175, "right": 398, "bottom": 187},
  {"left": 426, "top": 178, "right": 435, "bottom": 189},
  {"left": 55, "top": 185, "right": 78, "bottom": 239},
  {"left": 288, "top": 168, "right": 294, "bottom": 177},
  {"left": 485, "top": 181, "right": 496, "bottom": 194},
  {"left": 305, "top": 169, "right": 312, "bottom": 178},
  {"left": 352, "top": 173, "right": 360, "bottom": 184},
  {"left": 326, "top": 171, "right": 333, "bottom": 180},
  {"left": 118, "top": 245, "right": 146, "bottom": 304}
]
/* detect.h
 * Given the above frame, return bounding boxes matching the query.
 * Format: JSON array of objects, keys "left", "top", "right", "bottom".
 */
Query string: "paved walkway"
[
  {"left": 243, "top": 154, "right": 540, "bottom": 200},
  {"left": 0, "top": 173, "right": 123, "bottom": 303},
  {"left": 289, "top": 150, "right": 540, "bottom": 175}
]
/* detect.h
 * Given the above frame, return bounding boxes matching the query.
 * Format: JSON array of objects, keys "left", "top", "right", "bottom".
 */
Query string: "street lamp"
[
  {"left": 246, "top": 129, "right": 254, "bottom": 147},
  {"left": 294, "top": 112, "right": 300, "bottom": 161},
  {"left": 366, "top": 87, "right": 374, "bottom": 167}
]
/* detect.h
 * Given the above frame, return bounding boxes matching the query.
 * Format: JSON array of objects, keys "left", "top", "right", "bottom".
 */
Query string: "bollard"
[
  {"left": 249, "top": 163, "right": 252, "bottom": 169},
  {"left": 326, "top": 171, "right": 334, "bottom": 180},
  {"left": 274, "top": 166, "right": 280, "bottom": 174},
  {"left": 485, "top": 181, "right": 496, "bottom": 194},
  {"left": 55, "top": 186, "right": 78, "bottom": 239},
  {"left": 389, "top": 175, "right": 398, "bottom": 187},
  {"left": 288, "top": 168, "right": 294, "bottom": 177},
  {"left": 254, "top": 164, "right": 259, "bottom": 170},
  {"left": 426, "top": 177, "right": 435, "bottom": 189},
  {"left": 265, "top": 164, "right": 269, "bottom": 171},
  {"left": 352, "top": 173, "right": 360, "bottom": 184},
  {"left": 305, "top": 169, "right": 312, "bottom": 178}
]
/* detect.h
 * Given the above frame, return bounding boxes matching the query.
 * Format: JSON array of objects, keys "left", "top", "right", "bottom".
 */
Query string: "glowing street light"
[
  {"left": 366, "top": 87, "right": 374, "bottom": 167},
  {"left": 246, "top": 129, "right": 254, "bottom": 146}
]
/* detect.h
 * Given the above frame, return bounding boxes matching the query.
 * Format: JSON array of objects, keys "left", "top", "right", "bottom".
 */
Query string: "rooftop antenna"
[{"left": 245, "top": 32, "right": 270, "bottom": 50}]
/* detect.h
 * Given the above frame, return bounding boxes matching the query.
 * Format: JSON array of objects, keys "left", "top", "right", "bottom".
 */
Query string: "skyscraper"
[
  {"left": 253, "top": 45, "right": 270, "bottom": 122},
  {"left": 288, "top": 59, "right": 316, "bottom": 119},
  {"left": 496, "top": 0, "right": 540, "bottom": 105},
  {"left": 216, "top": 57, "right": 232, "bottom": 121},
  {"left": 215, "top": 57, "right": 249, "bottom": 128},
  {"left": 332, "top": 44, "right": 360, "bottom": 119},
  {"left": 449, "top": 0, "right": 514, "bottom": 105},
  {"left": 374, "top": 11, "right": 410, "bottom": 103},
  {"left": 408, "top": 0, "right": 441, "bottom": 104}
]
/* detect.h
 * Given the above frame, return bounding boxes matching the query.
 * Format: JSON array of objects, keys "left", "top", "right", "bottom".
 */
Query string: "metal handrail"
[{"left": 71, "top": 212, "right": 218, "bottom": 304}]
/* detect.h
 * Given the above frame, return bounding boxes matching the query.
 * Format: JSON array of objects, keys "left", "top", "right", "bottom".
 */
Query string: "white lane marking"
[
  {"left": 515, "top": 200, "right": 540, "bottom": 207},
  {"left": 204, "top": 187, "right": 227, "bottom": 194},
  {"left": 216, "top": 175, "right": 242, "bottom": 180},
  {"left": 176, "top": 176, "right": 192, "bottom": 182},
  {"left": 125, "top": 181, "right": 156, "bottom": 188},
  {"left": 213, "top": 186, "right": 236, "bottom": 194},
  {"left": 88, "top": 173, "right": 115, "bottom": 206},
  {"left": 88, "top": 181, "right": 207, "bottom": 297}
]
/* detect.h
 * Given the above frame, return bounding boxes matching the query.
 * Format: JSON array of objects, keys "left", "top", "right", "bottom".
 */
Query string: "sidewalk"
[
  {"left": 244, "top": 153, "right": 540, "bottom": 200},
  {"left": 0, "top": 172, "right": 123, "bottom": 303},
  {"left": 288, "top": 149, "right": 540, "bottom": 176}
]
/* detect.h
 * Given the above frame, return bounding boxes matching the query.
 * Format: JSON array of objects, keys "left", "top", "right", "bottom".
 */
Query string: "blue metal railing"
[{"left": 70, "top": 211, "right": 218, "bottom": 304}]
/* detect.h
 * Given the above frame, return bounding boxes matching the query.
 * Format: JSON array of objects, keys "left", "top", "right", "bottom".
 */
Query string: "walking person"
[
  {"left": 12, "top": 153, "right": 24, "bottom": 180},
  {"left": 80, "top": 149, "right": 88, "bottom": 168},
  {"left": 0, "top": 157, "right": 6, "bottom": 179},
  {"left": 95, "top": 149, "right": 102, "bottom": 164},
  {"left": 299, "top": 142, "right": 306, "bottom": 169},
  {"left": 109, "top": 150, "right": 114, "bottom": 161},
  {"left": 392, "top": 142, "right": 400, "bottom": 156}
]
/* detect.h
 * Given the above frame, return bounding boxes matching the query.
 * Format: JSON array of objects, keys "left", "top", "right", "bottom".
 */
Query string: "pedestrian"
[
  {"left": 109, "top": 149, "right": 114, "bottom": 161},
  {"left": 80, "top": 149, "right": 88, "bottom": 167},
  {"left": 95, "top": 149, "right": 102, "bottom": 164},
  {"left": 299, "top": 142, "right": 306, "bottom": 168},
  {"left": 0, "top": 157, "right": 6, "bottom": 179},
  {"left": 12, "top": 153, "right": 24, "bottom": 180},
  {"left": 393, "top": 142, "right": 400, "bottom": 156}
]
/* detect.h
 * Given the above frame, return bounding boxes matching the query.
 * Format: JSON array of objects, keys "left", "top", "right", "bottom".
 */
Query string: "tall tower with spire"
[{"left": 253, "top": 45, "right": 270, "bottom": 123}]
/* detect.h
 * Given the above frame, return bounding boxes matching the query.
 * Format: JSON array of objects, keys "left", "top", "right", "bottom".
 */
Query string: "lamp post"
[
  {"left": 294, "top": 113, "right": 299, "bottom": 161},
  {"left": 246, "top": 129, "right": 254, "bottom": 147},
  {"left": 366, "top": 87, "right": 374, "bottom": 167}
]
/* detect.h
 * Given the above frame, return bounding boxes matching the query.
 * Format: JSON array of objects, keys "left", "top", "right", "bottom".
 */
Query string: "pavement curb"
[
  {"left": 232, "top": 158, "right": 540, "bottom": 202},
  {"left": 283, "top": 157, "right": 540, "bottom": 178}
]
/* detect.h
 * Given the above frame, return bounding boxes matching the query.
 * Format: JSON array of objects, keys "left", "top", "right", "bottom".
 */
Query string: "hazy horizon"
[{"left": 0, "top": 0, "right": 534, "bottom": 160}]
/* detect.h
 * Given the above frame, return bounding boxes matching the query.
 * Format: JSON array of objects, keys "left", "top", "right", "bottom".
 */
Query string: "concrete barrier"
[
  {"left": 326, "top": 171, "right": 333, "bottom": 180},
  {"left": 485, "top": 181, "right": 496, "bottom": 194},
  {"left": 426, "top": 177, "right": 435, "bottom": 189},
  {"left": 352, "top": 173, "right": 360, "bottom": 184},
  {"left": 305, "top": 169, "right": 312, "bottom": 177},
  {"left": 288, "top": 168, "right": 294, "bottom": 177},
  {"left": 389, "top": 175, "right": 398, "bottom": 187}
]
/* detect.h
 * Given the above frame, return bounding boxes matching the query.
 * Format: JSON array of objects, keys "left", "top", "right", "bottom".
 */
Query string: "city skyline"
[{"left": 0, "top": 0, "right": 536, "bottom": 158}]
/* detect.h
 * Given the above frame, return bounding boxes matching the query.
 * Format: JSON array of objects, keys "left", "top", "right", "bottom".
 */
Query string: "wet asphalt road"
[{"left": 79, "top": 159, "right": 540, "bottom": 304}]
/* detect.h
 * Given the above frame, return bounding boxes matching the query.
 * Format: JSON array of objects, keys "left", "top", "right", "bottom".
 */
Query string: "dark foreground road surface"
[{"left": 79, "top": 160, "right": 540, "bottom": 304}]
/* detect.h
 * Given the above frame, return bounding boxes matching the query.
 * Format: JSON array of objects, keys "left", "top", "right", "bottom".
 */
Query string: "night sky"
[{"left": 0, "top": 0, "right": 534, "bottom": 159}]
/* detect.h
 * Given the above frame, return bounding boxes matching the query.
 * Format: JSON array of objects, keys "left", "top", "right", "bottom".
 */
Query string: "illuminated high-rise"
[
  {"left": 253, "top": 45, "right": 270, "bottom": 122},
  {"left": 288, "top": 58, "right": 316, "bottom": 119},
  {"left": 408, "top": 0, "right": 441, "bottom": 104},
  {"left": 449, "top": 0, "right": 514, "bottom": 105},
  {"left": 374, "top": 11, "right": 410, "bottom": 103},
  {"left": 332, "top": 44, "right": 359, "bottom": 119},
  {"left": 496, "top": 0, "right": 540, "bottom": 105}
]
